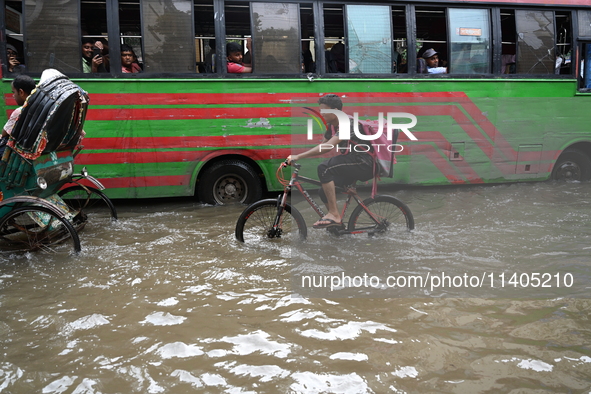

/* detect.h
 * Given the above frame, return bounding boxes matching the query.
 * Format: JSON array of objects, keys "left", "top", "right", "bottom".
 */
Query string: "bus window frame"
[
  {"left": 0, "top": 0, "right": 582, "bottom": 79},
  {"left": 345, "top": 3, "right": 394, "bottom": 74}
]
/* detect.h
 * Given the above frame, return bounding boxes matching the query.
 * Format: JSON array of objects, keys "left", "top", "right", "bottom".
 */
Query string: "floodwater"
[{"left": 1, "top": 181, "right": 590, "bottom": 393}]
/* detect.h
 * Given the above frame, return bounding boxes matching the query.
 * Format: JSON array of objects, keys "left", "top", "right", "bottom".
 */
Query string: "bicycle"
[{"left": 235, "top": 160, "right": 414, "bottom": 243}]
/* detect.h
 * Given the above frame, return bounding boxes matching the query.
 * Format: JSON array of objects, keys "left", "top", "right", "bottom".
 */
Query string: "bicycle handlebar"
[{"left": 283, "top": 159, "right": 301, "bottom": 170}]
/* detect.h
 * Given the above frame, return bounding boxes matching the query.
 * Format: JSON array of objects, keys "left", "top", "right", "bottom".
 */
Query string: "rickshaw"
[{"left": 0, "top": 69, "right": 116, "bottom": 254}]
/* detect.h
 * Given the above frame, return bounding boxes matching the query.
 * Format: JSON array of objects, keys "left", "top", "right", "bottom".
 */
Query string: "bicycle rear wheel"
[
  {"left": 235, "top": 199, "right": 307, "bottom": 243},
  {"left": 0, "top": 206, "right": 82, "bottom": 254},
  {"left": 347, "top": 195, "right": 414, "bottom": 235}
]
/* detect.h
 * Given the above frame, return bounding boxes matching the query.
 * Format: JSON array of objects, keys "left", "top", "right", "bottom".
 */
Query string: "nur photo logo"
[{"left": 306, "top": 109, "right": 419, "bottom": 154}]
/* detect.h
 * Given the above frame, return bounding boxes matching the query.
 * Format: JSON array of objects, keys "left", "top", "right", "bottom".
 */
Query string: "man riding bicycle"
[{"left": 287, "top": 94, "right": 374, "bottom": 229}]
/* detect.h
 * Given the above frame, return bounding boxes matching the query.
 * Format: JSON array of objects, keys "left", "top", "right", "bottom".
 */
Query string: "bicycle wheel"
[
  {"left": 347, "top": 195, "right": 414, "bottom": 235},
  {"left": 0, "top": 206, "right": 82, "bottom": 254},
  {"left": 235, "top": 199, "right": 307, "bottom": 243},
  {"left": 58, "top": 185, "right": 118, "bottom": 221}
]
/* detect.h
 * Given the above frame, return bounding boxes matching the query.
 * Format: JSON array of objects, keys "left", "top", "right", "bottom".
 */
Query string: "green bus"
[{"left": 1, "top": 0, "right": 590, "bottom": 204}]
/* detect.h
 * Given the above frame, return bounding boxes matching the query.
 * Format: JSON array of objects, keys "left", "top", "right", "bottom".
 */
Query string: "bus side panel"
[{"left": 3, "top": 78, "right": 589, "bottom": 199}]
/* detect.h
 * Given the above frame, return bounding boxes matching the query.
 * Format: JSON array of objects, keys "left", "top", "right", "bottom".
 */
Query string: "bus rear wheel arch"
[
  {"left": 197, "top": 159, "right": 264, "bottom": 205},
  {"left": 551, "top": 148, "right": 591, "bottom": 182}
]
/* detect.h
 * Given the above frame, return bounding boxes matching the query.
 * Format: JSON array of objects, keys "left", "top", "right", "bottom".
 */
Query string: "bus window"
[
  {"left": 301, "top": 4, "right": 316, "bottom": 73},
  {"left": 415, "top": 7, "right": 448, "bottom": 73},
  {"left": 580, "top": 43, "right": 591, "bottom": 90},
  {"left": 323, "top": 4, "right": 345, "bottom": 73},
  {"left": 4, "top": 1, "right": 24, "bottom": 74},
  {"left": 579, "top": 10, "right": 591, "bottom": 37},
  {"left": 515, "top": 10, "right": 555, "bottom": 74},
  {"left": 500, "top": 10, "right": 517, "bottom": 74},
  {"left": 194, "top": 1, "right": 215, "bottom": 73},
  {"left": 24, "top": 0, "right": 80, "bottom": 73},
  {"left": 578, "top": 11, "right": 591, "bottom": 90},
  {"left": 392, "top": 7, "right": 408, "bottom": 74},
  {"left": 346, "top": 5, "right": 392, "bottom": 74},
  {"left": 555, "top": 11, "right": 572, "bottom": 75},
  {"left": 81, "top": 1, "right": 109, "bottom": 73},
  {"left": 141, "top": 0, "right": 195, "bottom": 73},
  {"left": 251, "top": 2, "right": 301, "bottom": 74},
  {"left": 119, "top": 0, "right": 144, "bottom": 72},
  {"left": 225, "top": 1, "right": 252, "bottom": 72},
  {"left": 448, "top": 8, "right": 491, "bottom": 74}
]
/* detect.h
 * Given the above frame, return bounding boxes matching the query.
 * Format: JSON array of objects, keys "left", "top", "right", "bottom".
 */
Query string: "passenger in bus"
[
  {"left": 81, "top": 37, "right": 107, "bottom": 73},
  {"left": 6, "top": 44, "right": 25, "bottom": 74},
  {"left": 502, "top": 54, "right": 516, "bottom": 74},
  {"left": 226, "top": 42, "right": 252, "bottom": 73},
  {"left": 330, "top": 42, "right": 346, "bottom": 73},
  {"left": 420, "top": 48, "right": 447, "bottom": 74},
  {"left": 0, "top": 75, "right": 36, "bottom": 156},
  {"left": 121, "top": 44, "right": 142, "bottom": 74},
  {"left": 94, "top": 38, "right": 110, "bottom": 72},
  {"left": 302, "top": 41, "right": 315, "bottom": 73},
  {"left": 286, "top": 94, "right": 374, "bottom": 229}
]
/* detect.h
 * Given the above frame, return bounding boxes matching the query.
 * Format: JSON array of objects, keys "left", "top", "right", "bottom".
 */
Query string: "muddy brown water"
[{"left": 1, "top": 182, "right": 590, "bottom": 393}]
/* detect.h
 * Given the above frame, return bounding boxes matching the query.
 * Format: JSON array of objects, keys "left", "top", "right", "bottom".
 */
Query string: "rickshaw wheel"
[
  {"left": 59, "top": 185, "right": 118, "bottom": 221},
  {"left": 0, "top": 206, "right": 82, "bottom": 254}
]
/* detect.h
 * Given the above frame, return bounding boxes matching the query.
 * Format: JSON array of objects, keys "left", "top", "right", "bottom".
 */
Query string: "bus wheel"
[
  {"left": 552, "top": 149, "right": 591, "bottom": 182},
  {"left": 198, "top": 160, "right": 263, "bottom": 205}
]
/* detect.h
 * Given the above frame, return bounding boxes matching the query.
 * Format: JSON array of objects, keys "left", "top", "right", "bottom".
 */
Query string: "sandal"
[{"left": 313, "top": 218, "right": 344, "bottom": 229}]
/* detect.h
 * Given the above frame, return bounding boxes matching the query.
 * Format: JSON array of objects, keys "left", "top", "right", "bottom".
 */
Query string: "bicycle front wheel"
[
  {"left": 348, "top": 195, "right": 414, "bottom": 235},
  {"left": 235, "top": 199, "right": 307, "bottom": 243}
]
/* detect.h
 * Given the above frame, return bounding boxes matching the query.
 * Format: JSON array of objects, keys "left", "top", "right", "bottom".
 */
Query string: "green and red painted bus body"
[
  {"left": 3, "top": 78, "right": 587, "bottom": 201},
  {"left": 2, "top": 0, "right": 590, "bottom": 203}
]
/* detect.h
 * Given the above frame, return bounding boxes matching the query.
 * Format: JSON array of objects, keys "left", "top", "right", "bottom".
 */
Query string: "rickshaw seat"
[{"left": 0, "top": 69, "right": 87, "bottom": 197}]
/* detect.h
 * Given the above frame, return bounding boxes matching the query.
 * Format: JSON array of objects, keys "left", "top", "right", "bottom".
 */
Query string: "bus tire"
[
  {"left": 198, "top": 160, "right": 263, "bottom": 205},
  {"left": 551, "top": 149, "right": 591, "bottom": 182}
]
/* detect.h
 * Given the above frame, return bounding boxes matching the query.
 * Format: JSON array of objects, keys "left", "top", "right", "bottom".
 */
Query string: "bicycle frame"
[{"left": 278, "top": 162, "right": 390, "bottom": 235}]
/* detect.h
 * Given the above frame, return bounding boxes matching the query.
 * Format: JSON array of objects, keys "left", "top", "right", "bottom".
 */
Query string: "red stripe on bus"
[
  {"left": 85, "top": 106, "right": 292, "bottom": 121},
  {"left": 85, "top": 91, "right": 466, "bottom": 106},
  {"left": 84, "top": 98, "right": 466, "bottom": 121},
  {"left": 5, "top": 91, "right": 464, "bottom": 107},
  {"left": 76, "top": 147, "right": 293, "bottom": 165},
  {"left": 94, "top": 175, "right": 189, "bottom": 189},
  {"left": 80, "top": 134, "right": 303, "bottom": 150}
]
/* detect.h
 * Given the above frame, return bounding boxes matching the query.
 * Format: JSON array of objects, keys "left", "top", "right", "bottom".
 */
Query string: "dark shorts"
[{"left": 317, "top": 153, "right": 374, "bottom": 186}]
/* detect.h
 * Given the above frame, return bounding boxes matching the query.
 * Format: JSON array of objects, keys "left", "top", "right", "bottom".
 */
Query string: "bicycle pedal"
[{"left": 326, "top": 226, "right": 345, "bottom": 236}]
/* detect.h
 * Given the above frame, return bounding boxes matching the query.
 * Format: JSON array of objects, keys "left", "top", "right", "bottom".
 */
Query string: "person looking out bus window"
[
  {"left": 0, "top": 75, "right": 36, "bottom": 156},
  {"left": 121, "top": 44, "right": 142, "bottom": 73},
  {"left": 226, "top": 42, "right": 252, "bottom": 73},
  {"left": 286, "top": 94, "right": 374, "bottom": 229},
  {"left": 421, "top": 48, "right": 447, "bottom": 74},
  {"left": 81, "top": 37, "right": 107, "bottom": 73},
  {"left": 6, "top": 44, "right": 25, "bottom": 74}
]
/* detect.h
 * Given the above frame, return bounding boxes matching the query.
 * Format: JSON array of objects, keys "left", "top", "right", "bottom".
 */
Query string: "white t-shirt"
[
  {"left": 3, "top": 107, "right": 22, "bottom": 136},
  {"left": 427, "top": 67, "right": 447, "bottom": 74}
]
